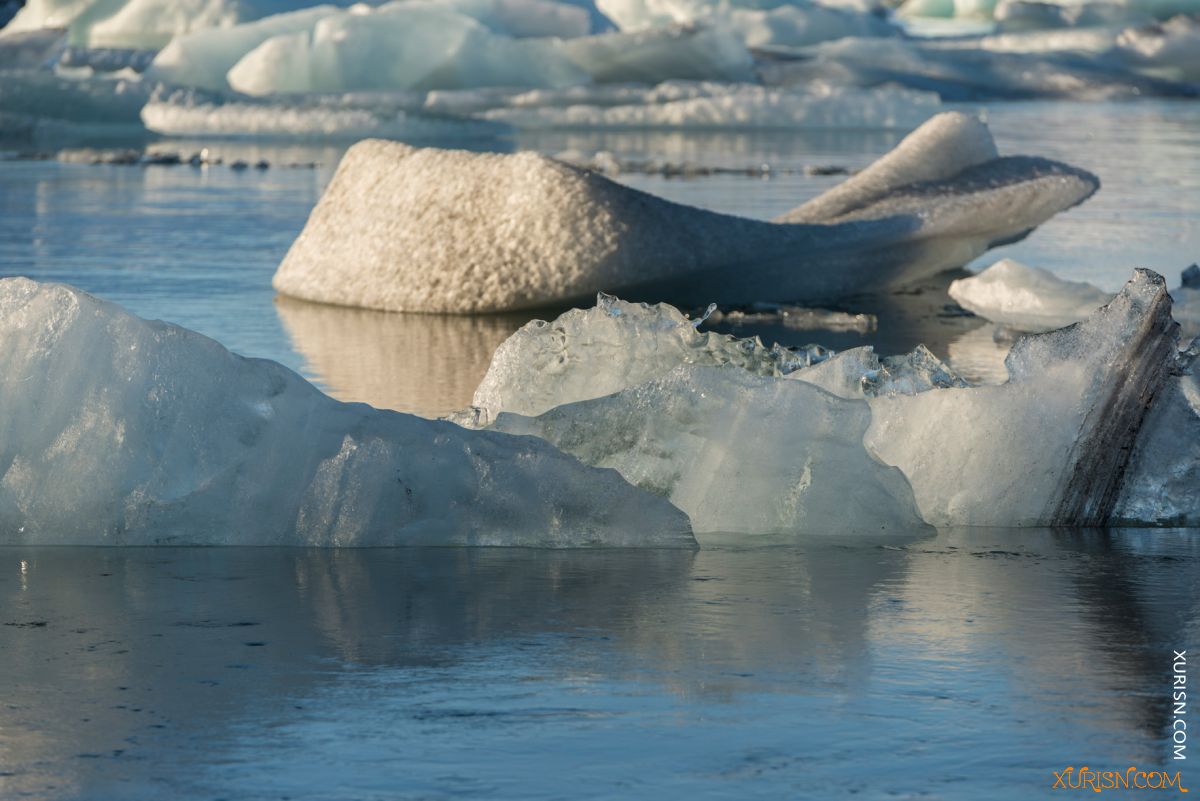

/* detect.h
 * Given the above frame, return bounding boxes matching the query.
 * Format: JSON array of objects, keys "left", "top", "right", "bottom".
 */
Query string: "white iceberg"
[
  {"left": 948, "top": 258, "right": 1114, "bottom": 331},
  {"left": 475, "top": 81, "right": 939, "bottom": 130},
  {"left": 949, "top": 259, "right": 1200, "bottom": 335},
  {"left": 272, "top": 111, "right": 1099, "bottom": 314},
  {"left": 0, "top": 278, "right": 694, "bottom": 547}
]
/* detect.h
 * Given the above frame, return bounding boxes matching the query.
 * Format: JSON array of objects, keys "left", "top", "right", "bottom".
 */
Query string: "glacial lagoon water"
[
  {"left": 1, "top": 99, "right": 1199, "bottom": 799},
  {"left": 2, "top": 531, "right": 1197, "bottom": 801}
]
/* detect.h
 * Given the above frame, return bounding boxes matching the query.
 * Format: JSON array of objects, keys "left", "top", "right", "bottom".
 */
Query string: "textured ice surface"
[
  {"left": 868, "top": 270, "right": 1182, "bottom": 527},
  {"left": 948, "top": 259, "right": 1114, "bottom": 331},
  {"left": 490, "top": 365, "right": 929, "bottom": 536},
  {"left": 477, "top": 81, "right": 938, "bottom": 130},
  {"left": 140, "top": 88, "right": 505, "bottom": 140},
  {"left": 273, "top": 111, "right": 1098, "bottom": 313},
  {"left": 142, "top": 80, "right": 938, "bottom": 138},
  {"left": 558, "top": 22, "right": 754, "bottom": 83},
  {"left": 0, "top": 279, "right": 694, "bottom": 547},
  {"left": 470, "top": 293, "right": 827, "bottom": 421}
]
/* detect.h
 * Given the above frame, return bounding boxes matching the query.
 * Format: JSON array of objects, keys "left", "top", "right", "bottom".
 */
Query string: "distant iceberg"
[
  {"left": 273, "top": 111, "right": 1098, "bottom": 313},
  {"left": 466, "top": 270, "right": 1199, "bottom": 531},
  {"left": 0, "top": 278, "right": 694, "bottom": 547},
  {"left": 140, "top": 80, "right": 938, "bottom": 139}
]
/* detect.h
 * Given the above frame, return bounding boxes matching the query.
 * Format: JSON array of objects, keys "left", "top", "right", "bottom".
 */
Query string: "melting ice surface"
[
  {"left": 471, "top": 271, "right": 1199, "bottom": 533},
  {"left": 0, "top": 278, "right": 694, "bottom": 547},
  {"left": 273, "top": 111, "right": 1098, "bottom": 313}
]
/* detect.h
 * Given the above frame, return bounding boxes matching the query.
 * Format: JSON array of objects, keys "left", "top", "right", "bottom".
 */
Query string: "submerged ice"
[
  {"left": 273, "top": 112, "right": 1098, "bottom": 313},
  {"left": 0, "top": 279, "right": 694, "bottom": 547}
]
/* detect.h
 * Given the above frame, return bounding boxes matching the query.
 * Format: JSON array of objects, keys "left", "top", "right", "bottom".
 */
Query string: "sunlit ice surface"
[{"left": 0, "top": 529, "right": 1195, "bottom": 800}]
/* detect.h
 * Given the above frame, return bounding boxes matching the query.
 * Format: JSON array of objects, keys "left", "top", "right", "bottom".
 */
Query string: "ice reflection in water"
[
  {"left": 0, "top": 530, "right": 1195, "bottom": 800},
  {"left": 275, "top": 296, "right": 527, "bottom": 416}
]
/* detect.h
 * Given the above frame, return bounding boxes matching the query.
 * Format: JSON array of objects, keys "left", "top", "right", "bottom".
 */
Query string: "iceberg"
[
  {"left": 0, "top": 278, "right": 694, "bottom": 547},
  {"left": 469, "top": 292, "right": 828, "bottom": 421},
  {"left": 272, "top": 111, "right": 1099, "bottom": 314},
  {"left": 867, "top": 270, "right": 1182, "bottom": 526},
  {"left": 141, "top": 80, "right": 938, "bottom": 138},
  {"left": 761, "top": 33, "right": 1200, "bottom": 100},
  {"left": 468, "top": 271, "right": 1195, "bottom": 531},
  {"left": 948, "top": 259, "right": 1114, "bottom": 331},
  {"left": 490, "top": 365, "right": 931, "bottom": 536},
  {"left": 475, "top": 82, "right": 939, "bottom": 130}
]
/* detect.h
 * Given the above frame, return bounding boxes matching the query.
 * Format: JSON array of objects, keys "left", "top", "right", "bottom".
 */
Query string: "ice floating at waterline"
[
  {"left": 139, "top": 81, "right": 939, "bottom": 139},
  {"left": 0, "top": 279, "right": 694, "bottom": 547},
  {"left": 273, "top": 112, "right": 1099, "bottom": 314},
  {"left": 469, "top": 271, "right": 1199, "bottom": 529},
  {"left": 949, "top": 259, "right": 1200, "bottom": 333},
  {"left": 949, "top": 259, "right": 1114, "bottom": 331}
]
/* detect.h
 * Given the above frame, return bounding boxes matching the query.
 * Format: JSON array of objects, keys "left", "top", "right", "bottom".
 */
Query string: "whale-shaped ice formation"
[
  {"left": 273, "top": 111, "right": 1099, "bottom": 314},
  {"left": 468, "top": 270, "right": 1196, "bottom": 530},
  {"left": 0, "top": 278, "right": 694, "bottom": 547}
]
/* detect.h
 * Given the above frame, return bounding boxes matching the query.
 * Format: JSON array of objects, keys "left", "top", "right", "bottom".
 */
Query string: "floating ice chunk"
[
  {"left": 478, "top": 82, "right": 938, "bottom": 130},
  {"left": 273, "top": 111, "right": 1098, "bottom": 314},
  {"left": 470, "top": 293, "right": 827, "bottom": 421},
  {"left": 225, "top": 5, "right": 588, "bottom": 95},
  {"left": 762, "top": 33, "right": 1197, "bottom": 100},
  {"left": 724, "top": 4, "right": 896, "bottom": 49},
  {"left": 867, "top": 270, "right": 1181, "bottom": 527},
  {"left": 948, "top": 259, "right": 1114, "bottom": 331},
  {"left": 0, "top": 279, "right": 694, "bottom": 547},
  {"left": 557, "top": 22, "right": 754, "bottom": 83},
  {"left": 141, "top": 87, "right": 507, "bottom": 140},
  {"left": 144, "top": 6, "right": 339, "bottom": 92},
  {"left": 490, "top": 365, "right": 929, "bottom": 536}
]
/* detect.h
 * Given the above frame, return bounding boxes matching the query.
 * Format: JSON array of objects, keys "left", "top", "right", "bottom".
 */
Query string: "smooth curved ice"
[
  {"left": 948, "top": 259, "right": 1114, "bottom": 331},
  {"left": 273, "top": 111, "right": 1099, "bottom": 313},
  {"left": 0, "top": 279, "right": 694, "bottom": 547}
]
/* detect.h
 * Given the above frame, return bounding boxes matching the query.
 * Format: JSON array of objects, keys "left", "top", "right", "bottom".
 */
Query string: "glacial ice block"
[
  {"left": 0, "top": 279, "right": 694, "bottom": 547},
  {"left": 490, "top": 365, "right": 930, "bottom": 536},
  {"left": 948, "top": 259, "right": 1114, "bottom": 331},
  {"left": 470, "top": 293, "right": 828, "bottom": 420},
  {"left": 867, "top": 270, "right": 1181, "bottom": 527},
  {"left": 272, "top": 111, "right": 1098, "bottom": 314}
]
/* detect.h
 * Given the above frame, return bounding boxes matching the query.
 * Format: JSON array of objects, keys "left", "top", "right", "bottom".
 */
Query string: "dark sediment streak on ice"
[{"left": 1043, "top": 271, "right": 1180, "bottom": 525}]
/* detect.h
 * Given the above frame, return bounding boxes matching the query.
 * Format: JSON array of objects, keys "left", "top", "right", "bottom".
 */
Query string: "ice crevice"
[{"left": 272, "top": 111, "right": 1099, "bottom": 314}]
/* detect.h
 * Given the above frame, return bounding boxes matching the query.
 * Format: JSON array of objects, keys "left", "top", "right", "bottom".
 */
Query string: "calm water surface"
[
  {"left": 1, "top": 531, "right": 1196, "bottom": 800},
  {"left": 1, "top": 100, "right": 1198, "bottom": 800}
]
